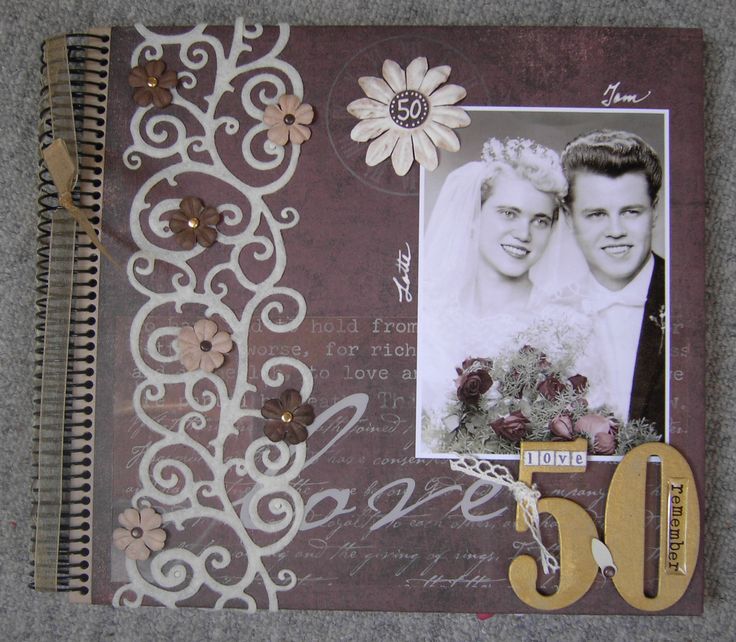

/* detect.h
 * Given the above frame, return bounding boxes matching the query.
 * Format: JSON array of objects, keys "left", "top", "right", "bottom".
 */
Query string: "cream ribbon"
[{"left": 450, "top": 456, "right": 560, "bottom": 575}]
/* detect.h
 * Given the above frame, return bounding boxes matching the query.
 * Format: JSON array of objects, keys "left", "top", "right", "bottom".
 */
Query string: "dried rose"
[
  {"left": 519, "top": 344, "right": 550, "bottom": 369},
  {"left": 574, "top": 413, "right": 617, "bottom": 454},
  {"left": 490, "top": 411, "right": 530, "bottom": 443},
  {"left": 128, "top": 60, "right": 178, "bottom": 108},
  {"left": 458, "top": 357, "right": 493, "bottom": 373},
  {"left": 261, "top": 389, "right": 315, "bottom": 445},
  {"left": 592, "top": 431, "right": 616, "bottom": 455},
  {"left": 549, "top": 414, "right": 574, "bottom": 440},
  {"left": 455, "top": 359, "right": 493, "bottom": 405},
  {"left": 568, "top": 374, "right": 588, "bottom": 394},
  {"left": 537, "top": 375, "right": 566, "bottom": 401}
]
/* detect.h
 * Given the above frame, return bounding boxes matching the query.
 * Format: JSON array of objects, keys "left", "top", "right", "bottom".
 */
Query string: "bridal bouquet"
[{"left": 441, "top": 344, "right": 660, "bottom": 456}]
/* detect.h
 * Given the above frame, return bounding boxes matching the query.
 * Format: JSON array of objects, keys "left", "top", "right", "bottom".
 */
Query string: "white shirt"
[{"left": 583, "top": 256, "right": 654, "bottom": 421}]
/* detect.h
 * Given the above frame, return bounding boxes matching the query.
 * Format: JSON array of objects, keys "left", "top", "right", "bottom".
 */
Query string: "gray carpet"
[{"left": 1, "top": 0, "right": 733, "bottom": 639}]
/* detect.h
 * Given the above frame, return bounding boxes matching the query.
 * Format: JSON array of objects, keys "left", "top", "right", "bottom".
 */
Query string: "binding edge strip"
[{"left": 32, "top": 29, "right": 109, "bottom": 601}]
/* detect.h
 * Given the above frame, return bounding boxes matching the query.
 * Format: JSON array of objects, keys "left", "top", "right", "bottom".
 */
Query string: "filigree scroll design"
[{"left": 114, "top": 20, "right": 311, "bottom": 611}]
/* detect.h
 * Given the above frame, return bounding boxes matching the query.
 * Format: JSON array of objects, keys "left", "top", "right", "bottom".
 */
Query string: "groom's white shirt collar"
[{"left": 583, "top": 254, "right": 655, "bottom": 314}]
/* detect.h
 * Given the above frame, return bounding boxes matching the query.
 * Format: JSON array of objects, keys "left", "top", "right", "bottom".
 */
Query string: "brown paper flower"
[
  {"left": 177, "top": 319, "right": 233, "bottom": 372},
  {"left": 169, "top": 196, "right": 220, "bottom": 250},
  {"left": 261, "top": 389, "right": 315, "bottom": 444},
  {"left": 263, "top": 95, "right": 314, "bottom": 146},
  {"left": 112, "top": 507, "right": 166, "bottom": 561},
  {"left": 128, "top": 60, "right": 178, "bottom": 108}
]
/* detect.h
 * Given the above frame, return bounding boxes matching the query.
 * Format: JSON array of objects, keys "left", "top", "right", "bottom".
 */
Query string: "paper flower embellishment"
[
  {"left": 261, "top": 389, "right": 315, "bottom": 445},
  {"left": 347, "top": 57, "right": 470, "bottom": 176},
  {"left": 128, "top": 60, "right": 178, "bottom": 108},
  {"left": 168, "top": 196, "right": 220, "bottom": 250},
  {"left": 113, "top": 507, "right": 166, "bottom": 561},
  {"left": 263, "top": 94, "right": 314, "bottom": 146},
  {"left": 177, "top": 319, "right": 233, "bottom": 373}
]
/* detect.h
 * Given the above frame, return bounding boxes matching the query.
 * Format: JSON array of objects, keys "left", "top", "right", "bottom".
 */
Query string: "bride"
[{"left": 418, "top": 137, "right": 592, "bottom": 442}]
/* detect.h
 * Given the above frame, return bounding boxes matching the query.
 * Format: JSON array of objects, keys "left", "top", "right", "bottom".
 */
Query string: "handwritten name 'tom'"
[{"left": 601, "top": 81, "right": 651, "bottom": 107}]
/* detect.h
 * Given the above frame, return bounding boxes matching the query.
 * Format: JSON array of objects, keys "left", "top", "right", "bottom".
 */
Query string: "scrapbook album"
[{"left": 32, "top": 21, "right": 705, "bottom": 614}]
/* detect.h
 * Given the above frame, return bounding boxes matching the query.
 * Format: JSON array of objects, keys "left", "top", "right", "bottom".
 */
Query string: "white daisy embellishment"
[{"left": 347, "top": 57, "right": 470, "bottom": 176}]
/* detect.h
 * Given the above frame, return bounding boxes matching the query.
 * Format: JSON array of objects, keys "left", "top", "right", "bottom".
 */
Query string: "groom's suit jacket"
[{"left": 629, "top": 253, "right": 666, "bottom": 435}]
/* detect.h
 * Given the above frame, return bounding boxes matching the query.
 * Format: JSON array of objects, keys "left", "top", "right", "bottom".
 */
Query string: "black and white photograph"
[{"left": 416, "top": 108, "right": 669, "bottom": 460}]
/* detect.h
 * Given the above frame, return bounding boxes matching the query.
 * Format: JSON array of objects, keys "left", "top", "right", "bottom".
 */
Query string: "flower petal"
[
  {"left": 146, "top": 60, "right": 166, "bottom": 78},
  {"left": 347, "top": 97, "right": 389, "bottom": 120},
  {"left": 428, "top": 83, "right": 467, "bottom": 106},
  {"left": 200, "top": 351, "right": 225, "bottom": 372},
  {"left": 142, "top": 528, "right": 167, "bottom": 551},
  {"left": 180, "top": 196, "right": 203, "bottom": 218},
  {"left": 278, "top": 94, "right": 301, "bottom": 114},
  {"left": 175, "top": 230, "right": 196, "bottom": 250},
  {"left": 128, "top": 66, "right": 148, "bottom": 87},
  {"left": 267, "top": 123, "right": 290, "bottom": 146},
  {"left": 358, "top": 75, "right": 394, "bottom": 103},
  {"left": 179, "top": 351, "right": 202, "bottom": 372},
  {"left": 350, "top": 117, "right": 392, "bottom": 143},
  {"left": 280, "top": 389, "right": 302, "bottom": 411},
  {"left": 412, "top": 130, "right": 439, "bottom": 171},
  {"left": 139, "top": 507, "right": 162, "bottom": 530},
  {"left": 261, "top": 399, "right": 284, "bottom": 420},
  {"left": 113, "top": 528, "right": 133, "bottom": 550},
  {"left": 294, "top": 103, "right": 314, "bottom": 125},
  {"left": 151, "top": 87, "right": 173, "bottom": 109},
  {"left": 418, "top": 65, "right": 451, "bottom": 95},
  {"left": 194, "top": 319, "right": 218, "bottom": 341},
  {"left": 430, "top": 105, "right": 471, "bottom": 129},
  {"left": 126, "top": 539, "right": 151, "bottom": 561},
  {"left": 425, "top": 121, "right": 461, "bottom": 152},
  {"left": 292, "top": 405, "right": 315, "bottom": 426},
  {"left": 264, "top": 419, "right": 286, "bottom": 442},
  {"left": 365, "top": 129, "right": 400, "bottom": 167},
  {"left": 406, "top": 57, "right": 429, "bottom": 91},
  {"left": 177, "top": 326, "right": 198, "bottom": 348},
  {"left": 169, "top": 217, "right": 188, "bottom": 234},
  {"left": 132, "top": 87, "right": 152, "bottom": 107},
  {"left": 211, "top": 331, "right": 233, "bottom": 354},
  {"left": 263, "top": 104, "right": 284, "bottom": 126},
  {"left": 119, "top": 508, "right": 141, "bottom": 529},
  {"left": 381, "top": 59, "right": 406, "bottom": 93},
  {"left": 157, "top": 69, "right": 178, "bottom": 89},
  {"left": 196, "top": 226, "right": 217, "bottom": 247},
  {"left": 285, "top": 423, "right": 309, "bottom": 445},
  {"left": 289, "top": 124, "right": 311, "bottom": 145},
  {"left": 200, "top": 206, "right": 220, "bottom": 226},
  {"left": 391, "top": 134, "right": 415, "bottom": 176}
]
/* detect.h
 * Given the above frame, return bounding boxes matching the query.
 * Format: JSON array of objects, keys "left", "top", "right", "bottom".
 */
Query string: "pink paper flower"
[
  {"left": 177, "top": 319, "right": 233, "bottom": 372},
  {"left": 112, "top": 507, "right": 166, "bottom": 561},
  {"left": 263, "top": 94, "right": 314, "bottom": 146}
]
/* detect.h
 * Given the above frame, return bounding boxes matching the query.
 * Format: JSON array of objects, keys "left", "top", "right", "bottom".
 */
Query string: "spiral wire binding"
[{"left": 31, "top": 31, "right": 109, "bottom": 600}]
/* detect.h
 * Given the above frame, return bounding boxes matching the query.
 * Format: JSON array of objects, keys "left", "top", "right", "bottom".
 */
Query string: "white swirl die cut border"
[{"left": 114, "top": 20, "right": 312, "bottom": 611}]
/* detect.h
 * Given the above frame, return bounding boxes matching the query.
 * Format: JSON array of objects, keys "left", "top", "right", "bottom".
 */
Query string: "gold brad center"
[
  {"left": 281, "top": 411, "right": 294, "bottom": 423},
  {"left": 130, "top": 527, "right": 144, "bottom": 539},
  {"left": 283, "top": 113, "right": 296, "bottom": 125},
  {"left": 146, "top": 76, "right": 159, "bottom": 88},
  {"left": 187, "top": 217, "right": 200, "bottom": 229}
]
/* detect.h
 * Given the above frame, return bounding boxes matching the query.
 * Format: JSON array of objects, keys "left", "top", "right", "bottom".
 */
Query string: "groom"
[{"left": 561, "top": 129, "right": 665, "bottom": 435}]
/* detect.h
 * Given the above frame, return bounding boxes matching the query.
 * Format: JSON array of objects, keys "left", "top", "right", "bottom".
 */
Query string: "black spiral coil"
[{"left": 31, "top": 32, "right": 109, "bottom": 597}]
